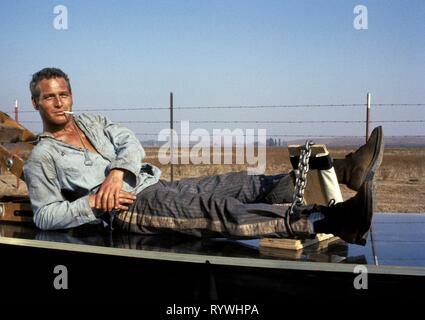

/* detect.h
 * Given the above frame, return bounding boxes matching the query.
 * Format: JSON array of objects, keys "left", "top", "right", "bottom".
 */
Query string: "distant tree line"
[{"left": 266, "top": 138, "right": 282, "bottom": 146}]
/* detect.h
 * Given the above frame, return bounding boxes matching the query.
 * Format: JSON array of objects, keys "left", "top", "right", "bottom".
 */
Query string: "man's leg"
[
  {"left": 162, "top": 171, "right": 295, "bottom": 204},
  {"left": 114, "top": 177, "right": 375, "bottom": 246},
  {"left": 114, "top": 181, "right": 297, "bottom": 239}
]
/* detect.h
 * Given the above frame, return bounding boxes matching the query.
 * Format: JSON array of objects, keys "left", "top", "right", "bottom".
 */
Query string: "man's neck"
[{"left": 43, "top": 118, "right": 75, "bottom": 138}]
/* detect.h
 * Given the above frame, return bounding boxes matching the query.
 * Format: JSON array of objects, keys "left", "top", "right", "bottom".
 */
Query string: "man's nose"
[{"left": 54, "top": 95, "right": 63, "bottom": 107}]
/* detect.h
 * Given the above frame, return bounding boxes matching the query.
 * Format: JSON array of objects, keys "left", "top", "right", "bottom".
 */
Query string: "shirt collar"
[{"left": 33, "top": 131, "right": 56, "bottom": 144}]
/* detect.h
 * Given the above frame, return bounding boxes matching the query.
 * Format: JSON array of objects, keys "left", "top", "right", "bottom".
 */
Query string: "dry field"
[{"left": 1, "top": 146, "right": 424, "bottom": 213}]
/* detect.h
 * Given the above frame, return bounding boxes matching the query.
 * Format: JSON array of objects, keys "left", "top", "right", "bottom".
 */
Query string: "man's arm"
[
  {"left": 86, "top": 114, "right": 145, "bottom": 211},
  {"left": 24, "top": 157, "right": 97, "bottom": 230},
  {"left": 98, "top": 114, "right": 145, "bottom": 177},
  {"left": 24, "top": 157, "right": 136, "bottom": 230}
]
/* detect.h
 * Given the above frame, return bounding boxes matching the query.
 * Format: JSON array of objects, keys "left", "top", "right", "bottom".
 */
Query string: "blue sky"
[{"left": 0, "top": 0, "right": 424, "bottom": 139}]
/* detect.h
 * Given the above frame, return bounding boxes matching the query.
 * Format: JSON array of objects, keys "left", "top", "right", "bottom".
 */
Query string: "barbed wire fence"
[
  {"left": 12, "top": 98, "right": 425, "bottom": 141},
  {"left": 4, "top": 93, "right": 425, "bottom": 181},
  {"left": 6, "top": 93, "right": 425, "bottom": 176}
]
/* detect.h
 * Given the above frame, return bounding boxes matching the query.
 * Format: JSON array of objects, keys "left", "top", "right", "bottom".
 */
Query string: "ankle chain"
[{"left": 286, "top": 140, "right": 314, "bottom": 236}]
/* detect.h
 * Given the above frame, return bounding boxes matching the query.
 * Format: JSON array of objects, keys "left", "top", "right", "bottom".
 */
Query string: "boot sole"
[
  {"left": 354, "top": 127, "right": 382, "bottom": 244},
  {"left": 355, "top": 179, "right": 375, "bottom": 245},
  {"left": 364, "top": 126, "right": 384, "bottom": 185}
]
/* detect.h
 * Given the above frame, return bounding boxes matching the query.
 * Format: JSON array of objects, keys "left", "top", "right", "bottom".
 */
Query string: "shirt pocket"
[{"left": 55, "top": 152, "right": 86, "bottom": 183}]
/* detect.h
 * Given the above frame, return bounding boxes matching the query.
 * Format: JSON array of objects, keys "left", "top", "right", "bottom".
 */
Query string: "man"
[{"left": 24, "top": 67, "right": 384, "bottom": 245}]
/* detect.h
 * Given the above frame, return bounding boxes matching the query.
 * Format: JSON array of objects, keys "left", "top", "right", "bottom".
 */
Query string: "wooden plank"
[
  {"left": 259, "top": 233, "right": 338, "bottom": 251},
  {"left": 0, "top": 111, "right": 36, "bottom": 143},
  {"left": 288, "top": 144, "right": 331, "bottom": 206},
  {"left": 288, "top": 144, "right": 328, "bottom": 157},
  {"left": 0, "top": 201, "right": 33, "bottom": 223},
  {"left": 287, "top": 143, "right": 344, "bottom": 205},
  {"left": 0, "top": 144, "right": 26, "bottom": 181}
]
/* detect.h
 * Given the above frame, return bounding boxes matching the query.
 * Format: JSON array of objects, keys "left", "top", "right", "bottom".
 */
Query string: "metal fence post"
[
  {"left": 14, "top": 99, "right": 20, "bottom": 189},
  {"left": 170, "top": 92, "right": 174, "bottom": 182},
  {"left": 366, "top": 92, "right": 371, "bottom": 143}
]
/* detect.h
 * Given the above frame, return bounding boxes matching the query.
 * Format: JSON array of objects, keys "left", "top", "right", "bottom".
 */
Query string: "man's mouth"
[{"left": 54, "top": 111, "right": 71, "bottom": 116}]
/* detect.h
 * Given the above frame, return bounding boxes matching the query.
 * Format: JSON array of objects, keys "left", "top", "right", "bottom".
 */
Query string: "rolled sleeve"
[
  {"left": 99, "top": 115, "right": 144, "bottom": 179},
  {"left": 24, "top": 158, "right": 97, "bottom": 230}
]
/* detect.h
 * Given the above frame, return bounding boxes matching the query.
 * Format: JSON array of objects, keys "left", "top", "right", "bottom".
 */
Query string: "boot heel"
[
  {"left": 355, "top": 231, "right": 369, "bottom": 246},
  {"left": 355, "top": 237, "right": 366, "bottom": 246}
]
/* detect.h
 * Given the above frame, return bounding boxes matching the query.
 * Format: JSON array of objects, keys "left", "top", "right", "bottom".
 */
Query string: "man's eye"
[
  {"left": 45, "top": 96, "right": 53, "bottom": 100},
  {"left": 60, "top": 93, "right": 68, "bottom": 97}
]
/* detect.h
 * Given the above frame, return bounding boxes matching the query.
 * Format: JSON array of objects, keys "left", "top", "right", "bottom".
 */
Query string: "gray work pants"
[{"left": 114, "top": 171, "right": 295, "bottom": 239}]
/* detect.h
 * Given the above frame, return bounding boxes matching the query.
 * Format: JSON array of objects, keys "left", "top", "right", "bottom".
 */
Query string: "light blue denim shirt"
[{"left": 23, "top": 113, "right": 161, "bottom": 230}]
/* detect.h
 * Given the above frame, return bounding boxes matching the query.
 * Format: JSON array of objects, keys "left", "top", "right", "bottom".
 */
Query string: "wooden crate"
[
  {"left": 0, "top": 198, "right": 33, "bottom": 223},
  {"left": 259, "top": 233, "right": 338, "bottom": 251}
]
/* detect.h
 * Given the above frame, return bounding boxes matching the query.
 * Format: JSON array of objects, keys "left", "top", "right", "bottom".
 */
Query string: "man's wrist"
[
  {"left": 110, "top": 168, "right": 125, "bottom": 179},
  {"left": 88, "top": 194, "right": 96, "bottom": 208}
]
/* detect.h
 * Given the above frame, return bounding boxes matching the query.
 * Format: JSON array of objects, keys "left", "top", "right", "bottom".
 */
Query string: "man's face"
[{"left": 32, "top": 77, "right": 73, "bottom": 127}]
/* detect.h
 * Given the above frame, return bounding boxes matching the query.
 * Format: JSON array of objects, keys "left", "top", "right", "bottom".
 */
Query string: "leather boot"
[
  {"left": 333, "top": 126, "right": 384, "bottom": 191},
  {"left": 313, "top": 179, "right": 375, "bottom": 245}
]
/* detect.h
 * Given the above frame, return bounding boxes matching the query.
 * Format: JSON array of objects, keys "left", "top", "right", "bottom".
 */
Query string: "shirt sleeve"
[
  {"left": 97, "top": 114, "right": 144, "bottom": 180},
  {"left": 23, "top": 156, "right": 97, "bottom": 230}
]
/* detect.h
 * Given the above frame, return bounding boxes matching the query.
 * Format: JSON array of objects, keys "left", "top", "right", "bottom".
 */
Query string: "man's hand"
[
  {"left": 89, "top": 190, "right": 136, "bottom": 211},
  {"left": 94, "top": 169, "right": 133, "bottom": 212}
]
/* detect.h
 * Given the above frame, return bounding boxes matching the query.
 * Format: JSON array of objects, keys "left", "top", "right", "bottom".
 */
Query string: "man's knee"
[{"left": 261, "top": 172, "right": 295, "bottom": 204}]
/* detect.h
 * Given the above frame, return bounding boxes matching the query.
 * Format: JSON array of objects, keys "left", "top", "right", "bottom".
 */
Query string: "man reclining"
[{"left": 24, "top": 68, "right": 384, "bottom": 245}]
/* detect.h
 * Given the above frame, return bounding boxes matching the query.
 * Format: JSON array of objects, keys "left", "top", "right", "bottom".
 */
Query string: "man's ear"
[{"left": 32, "top": 98, "right": 39, "bottom": 110}]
